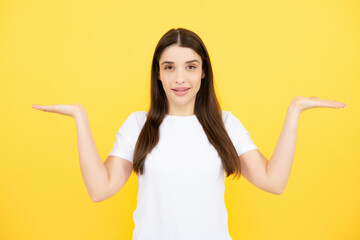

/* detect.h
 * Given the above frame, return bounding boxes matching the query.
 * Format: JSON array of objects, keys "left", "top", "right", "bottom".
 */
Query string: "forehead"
[{"left": 159, "top": 45, "right": 201, "bottom": 63}]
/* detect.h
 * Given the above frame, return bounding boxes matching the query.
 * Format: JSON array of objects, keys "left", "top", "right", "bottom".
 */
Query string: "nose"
[{"left": 175, "top": 69, "right": 185, "bottom": 84}]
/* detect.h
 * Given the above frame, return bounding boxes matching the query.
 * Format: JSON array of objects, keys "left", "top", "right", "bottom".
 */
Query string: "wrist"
[
  {"left": 288, "top": 102, "right": 301, "bottom": 115},
  {"left": 74, "top": 105, "right": 87, "bottom": 120}
]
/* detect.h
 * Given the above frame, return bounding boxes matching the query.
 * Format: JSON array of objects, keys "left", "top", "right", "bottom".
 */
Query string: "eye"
[
  {"left": 188, "top": 65, "right": 196, "bottom": 69},
  {"left": 164, "top": 66, "right": 173, "bottom": 70}
]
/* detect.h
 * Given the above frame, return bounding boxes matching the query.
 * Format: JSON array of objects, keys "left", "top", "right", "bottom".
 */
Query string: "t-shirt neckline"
[{"left": 165, "top": 114, "right": 196, "bottom": 119}]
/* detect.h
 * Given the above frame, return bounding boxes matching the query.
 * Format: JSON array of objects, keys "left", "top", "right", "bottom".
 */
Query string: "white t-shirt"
[{"left": 108, "top": 111, "right": 258, "bottom": 240}]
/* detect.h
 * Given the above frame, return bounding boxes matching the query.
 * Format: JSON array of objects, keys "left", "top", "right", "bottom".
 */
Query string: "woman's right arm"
[
  {"left": 32, "top": 103, "right": 132, "bottom": 202},
  {"left": 74, "top": 107, "right": 133, "bottom": 202},
  {"left": 73, "top": 106, "right": 110, "bottom": 202}
]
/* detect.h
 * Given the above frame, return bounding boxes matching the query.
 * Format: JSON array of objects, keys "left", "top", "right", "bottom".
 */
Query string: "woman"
[{"left": 31, "top": 28, "right": 346, "bottom": 240}]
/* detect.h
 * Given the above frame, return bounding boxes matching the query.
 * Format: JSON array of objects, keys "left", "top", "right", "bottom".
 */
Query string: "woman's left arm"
[
  {"left": 240, "top": 96, "right": 347, "bottom": 194},
  {"left": 268, "top": 96, "right": 346, "bottom": 193}
]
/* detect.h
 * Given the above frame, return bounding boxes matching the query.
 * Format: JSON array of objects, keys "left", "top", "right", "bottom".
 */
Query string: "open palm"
[
  {"left": 31, "top": 103, "right": 84, "bottom": 118},
  {"left": 291, "top": 96, "right": 347, "bottom": 113}
]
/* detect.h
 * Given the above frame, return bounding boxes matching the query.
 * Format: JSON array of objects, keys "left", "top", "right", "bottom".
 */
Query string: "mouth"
[
  {"left": 172, "top": 87, "right": 190, "bottom": 92},
  {"left": 172, "top": 88, "right": 190, "bottom": 96}
]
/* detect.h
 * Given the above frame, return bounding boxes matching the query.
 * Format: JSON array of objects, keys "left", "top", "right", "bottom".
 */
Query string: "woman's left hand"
[{"left": 290, "top": 96, "right": 347, "bottom": 113}]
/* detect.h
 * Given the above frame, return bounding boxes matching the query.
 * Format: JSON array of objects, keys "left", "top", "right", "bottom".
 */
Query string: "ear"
[{"left": 202, "top": 72, "right": 205, "bottom": 79}]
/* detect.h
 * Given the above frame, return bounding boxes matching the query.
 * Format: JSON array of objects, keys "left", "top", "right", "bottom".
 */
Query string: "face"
[{"left": 158, "top": 45, "right": 205, "bottom": 115}]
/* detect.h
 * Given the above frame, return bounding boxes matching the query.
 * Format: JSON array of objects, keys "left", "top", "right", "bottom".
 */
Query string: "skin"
[
  {"left": 239, "top": 97, "right": 347, "bottom": 194},
  {"left": 158, "top": 44, "right": 205, "bottom": 116},
  {"left": 31, "top": 47, "right": 347, "bottom": 197}
]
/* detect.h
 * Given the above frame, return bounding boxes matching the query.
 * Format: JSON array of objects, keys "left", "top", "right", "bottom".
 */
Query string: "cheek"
[
  {"left": 160, "top": 81, "right": 168, "bottom": 91},
  {"left": 162, "top": 81, "right": 173, "bottom": 95},
  {"left": 159, "top": 73, "right": 172, "bottom": 87},
  {"left": 192, "top": 75, "right": 202, "bottom": 88}
]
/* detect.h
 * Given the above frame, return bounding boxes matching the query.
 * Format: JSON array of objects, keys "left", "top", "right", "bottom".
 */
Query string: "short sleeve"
[
  {"left": 224, "top": 111, "right": 258, "bottom": 156},
  {"left": 108, "top": 113, "right": 138, "bottom": 163}
]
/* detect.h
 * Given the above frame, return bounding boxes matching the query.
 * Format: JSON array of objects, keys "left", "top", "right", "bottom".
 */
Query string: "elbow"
[
  {"left": 91, "top": 197, "right": 101, "bottom": 203},
  {"left": 272, "top": 189, "right": 284, "bottom": 195},
  {"left": 90, "top": 193, "right": 104, "bottom": 203},
  {"left": 265, "top": 182, "right": 285, "bottom": 195},
  {"left": 272, "top": 185, "right": 285, "bottom": 195},
  {"left": 90, "top": 186, "right": 116, "bottom": 203},
  {"left": 91, "top": 196, "right": 103, "bottom": 203}
]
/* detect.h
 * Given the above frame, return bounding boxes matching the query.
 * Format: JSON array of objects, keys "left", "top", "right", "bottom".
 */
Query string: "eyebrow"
[{"left": 160, "top": 59, "right": 200, "bottom": 65}]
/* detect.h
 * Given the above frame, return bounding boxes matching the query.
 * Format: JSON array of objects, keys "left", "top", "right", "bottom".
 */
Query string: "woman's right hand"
[{"left": 31, "top": 103, "right": 85, "bottom": 118}]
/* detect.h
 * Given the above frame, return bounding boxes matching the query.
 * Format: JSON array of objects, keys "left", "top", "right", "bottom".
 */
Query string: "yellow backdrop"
[{"left": 0, "top": 0, "right": 359, "bottom": 239}]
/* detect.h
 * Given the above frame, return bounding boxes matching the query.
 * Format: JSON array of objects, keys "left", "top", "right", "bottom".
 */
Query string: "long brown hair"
[{"left": 132, "top": 28, "right": 242, "bottom": 180}]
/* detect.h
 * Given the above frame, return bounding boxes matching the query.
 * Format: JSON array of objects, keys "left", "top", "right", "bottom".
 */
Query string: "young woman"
[{"left": 31, "top": 28, "right": 346, "bottom": 240}]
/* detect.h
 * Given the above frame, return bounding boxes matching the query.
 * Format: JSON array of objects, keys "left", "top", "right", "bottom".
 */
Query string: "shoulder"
[
  {"left": 117, "top": 111, "right": 147, "bottom": 138},
  {"left": 127, "top": 111, "right": 147, "bottom": 128},
  {"left": 221, "top": 110, "right": 247, "bottom": 130},
  {"left": 131, "top": 111, "right": 148, "bottom": 120},
  {"left": 220, "top": 110, "right": 236, "bottom": 125},
  {"left": 221, "top": 110, "right": 231, "bottom": 121}
]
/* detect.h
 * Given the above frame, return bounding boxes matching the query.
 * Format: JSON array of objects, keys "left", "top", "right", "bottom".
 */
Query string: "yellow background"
[{"left": 1, "top": 0, "right": 359, "bottom": 239}]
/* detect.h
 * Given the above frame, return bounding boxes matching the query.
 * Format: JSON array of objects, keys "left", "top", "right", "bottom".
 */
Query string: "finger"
[
  {"left": 332, "top": 101, "right": 347, "bottom": 107},
  {"left": 31, "top": 104, "right": 55, "bottom": 112},
  {"left": 306, "top": 99, "right": 336, "bottom": 108},
  {"left": 322, "top": 100, "right": 347, "bottom": 108},
  {"left": 31, "top": 104, "right": 43, "bottom": 110},
  {"left": 320, "top": 101, "right": 346, "bottom": 109}
]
